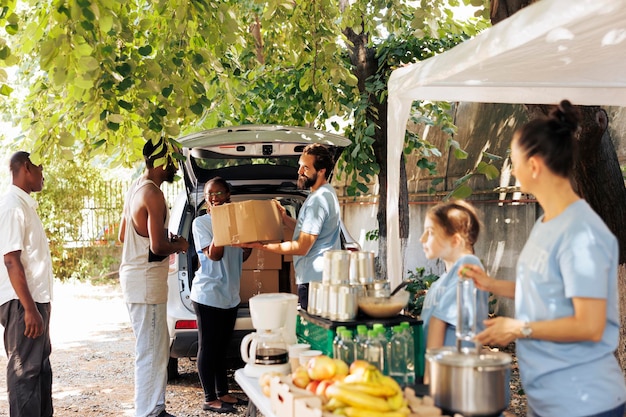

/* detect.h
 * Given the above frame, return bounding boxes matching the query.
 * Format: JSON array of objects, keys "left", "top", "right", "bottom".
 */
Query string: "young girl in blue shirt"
[{"left": 419, "top": 200, "right": 489, "bottom": 384}]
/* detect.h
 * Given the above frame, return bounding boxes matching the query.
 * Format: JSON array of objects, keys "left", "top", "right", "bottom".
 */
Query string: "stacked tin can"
[{"left": 308, "top": 250, "right": 377, "bottom": 320}]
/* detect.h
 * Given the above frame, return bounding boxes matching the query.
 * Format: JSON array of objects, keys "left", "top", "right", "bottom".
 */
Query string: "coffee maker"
[{"left": 240, "top": 293, "right": 298, "bottom": 377}]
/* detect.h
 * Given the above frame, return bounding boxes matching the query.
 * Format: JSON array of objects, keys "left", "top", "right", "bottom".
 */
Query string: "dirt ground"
[
  {"left": 0, "top": 280, "right": 250, "bottom": 417},
  {"left": 0, "top": 280, "right": 526, "bottom": 417}
]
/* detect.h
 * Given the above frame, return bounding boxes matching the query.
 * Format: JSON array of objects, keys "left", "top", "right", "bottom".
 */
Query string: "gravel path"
[{"left": 0, "top": 281, "right": 249, "bottom": 417}]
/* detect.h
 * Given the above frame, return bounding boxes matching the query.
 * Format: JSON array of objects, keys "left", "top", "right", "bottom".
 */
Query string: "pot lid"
[{"left": 426, "top": 347, "right": 512, "bottom": 367}]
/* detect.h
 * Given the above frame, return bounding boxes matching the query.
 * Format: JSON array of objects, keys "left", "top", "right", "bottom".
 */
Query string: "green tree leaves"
[
  {"left": 1, "top": 0, "right": 254, "bottom": 165},
  {"left": 0, "top": 0, "right": 491, "bottom": 195},
  {"left": 0, "top": 0, "right": 500, "bottom": 282}
]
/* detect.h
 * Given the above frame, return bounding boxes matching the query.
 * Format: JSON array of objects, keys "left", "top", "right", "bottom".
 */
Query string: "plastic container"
[
  {"left": 295, "top": 310, "right": 425, "bottom": 379},
  {"left": 335, "top": 329, "right": 355, "bottom": 365},
  {"left": 332, "top": 326, "right": 347, "bottom": 358},
  {"left": 373, "top": 325, "right": 389, "bottom": 375},
  {"left": 363, "top": 329, "right": 384, "bottom": 371},
  {"left": 354, "top": 325, "right": 368, "bottom": 361},
  {"left": 400, "top": 321, "right": 415, "bottom": 385},
  {"left": 388, "top": 325, "right": 407, "bottom": 386}
]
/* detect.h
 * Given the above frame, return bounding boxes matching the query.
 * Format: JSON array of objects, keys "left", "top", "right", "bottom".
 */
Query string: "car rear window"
[{"left": 193, "top": 155, "right": 299, "bottom": 170}]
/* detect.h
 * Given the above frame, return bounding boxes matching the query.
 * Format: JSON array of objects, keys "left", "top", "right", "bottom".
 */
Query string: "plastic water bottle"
[
  {"left": 375, "top": 327, "right": 389, "bottom": 375},
  {"left": 400, "top": 321, "right": 415, "bottom": 385},
  {"left": 354, "top": 325, "right": 368, "bottom": 360},
  {"left": 372, "top": 323, "right": 387, "bottom": 340},
  {"left": 363, "top": 329, "right": 384, "bottom": 371},
  {"left": 388, "top": 326, "right": 407, "bottom": 386},
  {"left": 355, "top": 325, "right": 369, "bottom": 361},
  {"left": 332, "top": 325, "right": 347, "bottom": 358},
  {"left": 335, "top": 329, "right": 355, "bottom": 365}
]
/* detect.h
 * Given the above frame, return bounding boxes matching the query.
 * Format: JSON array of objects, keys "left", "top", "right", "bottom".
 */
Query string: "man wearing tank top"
[{"left": 118, "top": 139, "right": 189, "bottom": 417}]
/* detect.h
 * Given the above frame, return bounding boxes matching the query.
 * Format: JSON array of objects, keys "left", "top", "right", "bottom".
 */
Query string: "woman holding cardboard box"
[{"left": 190, "top": 177, "right": 252, "bottom": 414}]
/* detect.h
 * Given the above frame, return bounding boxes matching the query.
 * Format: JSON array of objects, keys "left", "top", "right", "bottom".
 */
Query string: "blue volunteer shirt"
[
  {"left": 293, "top": 184, "right": 341, "bottom": 285},
  {"left": 190, "top": 213, "right": 244, "bottom": 309},
  {"left": 421, "top": 254, "right": 489, "bottom": 347},
  {"left": 516, "top": 200, "right": 626, "bottom": 416}
]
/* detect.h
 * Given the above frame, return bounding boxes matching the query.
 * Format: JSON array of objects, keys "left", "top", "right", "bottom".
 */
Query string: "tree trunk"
[
  {"left": 371, "top": 98, "right": 410, "bottom": 279},
  {"left": 573, "top": 108, "right": 626, "bottom": 263},
  {"left": 619, "top": 265, "right": 626, "bottom": 371},
  {"left": 490, "top": 0, "right": 536, "bottom": 24},
  {"left": 342, "top": 19, "right": 410, "bottom": 279},
  {"left": 375, "top": 118, "right": 389, "bottom": 278}
]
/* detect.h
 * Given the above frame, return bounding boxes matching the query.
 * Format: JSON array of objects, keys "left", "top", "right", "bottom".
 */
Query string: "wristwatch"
[{"left": 520, "top": 321, "right": 533, "bottom": 338}]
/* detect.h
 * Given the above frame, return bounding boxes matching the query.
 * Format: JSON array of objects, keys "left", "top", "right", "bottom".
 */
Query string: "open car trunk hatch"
[{"left": 177, "top": 125, "right": 351, "bottom": 200}]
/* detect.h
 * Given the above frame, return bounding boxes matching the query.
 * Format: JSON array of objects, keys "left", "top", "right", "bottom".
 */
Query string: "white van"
[{"left": 166, "top": 125, "right": 360, "bottom": 379}]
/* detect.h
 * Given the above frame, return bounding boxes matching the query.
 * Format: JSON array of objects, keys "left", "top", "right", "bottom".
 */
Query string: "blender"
[
  {"left": 240, "top": 293, "right": 297, "bottom": 377},
  {"left": 426, "top": 276, "right": 512, "bottom": 416},
  {"left": 456, "top": 276, "right": 479, "bottom": 352}
]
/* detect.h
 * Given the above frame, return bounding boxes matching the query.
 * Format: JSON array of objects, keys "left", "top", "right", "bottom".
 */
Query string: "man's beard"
[{"left": 297, "top": 172, "right": 317, "bottom": 190}]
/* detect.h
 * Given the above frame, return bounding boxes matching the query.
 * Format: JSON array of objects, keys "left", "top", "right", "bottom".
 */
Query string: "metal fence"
[{"left": 75, "top": 179, "right": 184, "bottom": 247}]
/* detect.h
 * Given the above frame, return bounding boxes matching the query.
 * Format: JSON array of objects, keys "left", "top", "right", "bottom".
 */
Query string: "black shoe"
[
  {"left": 202, "top": 402, "right": 236, "bottom": 414},
  {"left": 157, "top": 411, "right": 176, "bottom": 417},
  {"left": 220, "top": 396, "right": 247, "bottom": 406}
]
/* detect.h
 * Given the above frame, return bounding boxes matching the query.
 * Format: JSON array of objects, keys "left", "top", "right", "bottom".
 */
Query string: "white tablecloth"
[{"left": 235, "top": 368, "right": 277, "bottom": 417}]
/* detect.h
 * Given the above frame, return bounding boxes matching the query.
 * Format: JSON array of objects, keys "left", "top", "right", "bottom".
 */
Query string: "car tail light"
[{"left": 175, "top": 320, "right": 197, "bottom": 329}]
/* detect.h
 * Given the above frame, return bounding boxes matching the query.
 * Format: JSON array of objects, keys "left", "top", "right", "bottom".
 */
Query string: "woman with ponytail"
[{"left": 461, "top": 100, "right": 626, "bottom": 416}]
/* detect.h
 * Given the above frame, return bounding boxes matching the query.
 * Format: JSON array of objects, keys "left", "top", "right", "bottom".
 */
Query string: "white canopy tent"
[{"left": 386, "top": 0, "right": 626, "bottom": 288}]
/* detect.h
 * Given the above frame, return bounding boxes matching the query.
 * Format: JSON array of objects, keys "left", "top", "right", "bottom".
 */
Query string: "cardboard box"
[
  {"left": 240, "top": 270, "right": 279, "bottom": 303},
  {"left": 243, "top": 248, "right": 282, "bottom": 270},
  {"left": 294, "top": 396, "right": 324, "bottom": 417},
  {"left": 211, "top": 200, "right": 283, "bottom": 247},
  {"left": 270, "top": 376, "right": 320, "bottom": 417}
]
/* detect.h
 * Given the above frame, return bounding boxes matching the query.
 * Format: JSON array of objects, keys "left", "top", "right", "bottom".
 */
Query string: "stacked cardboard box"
[
  {"left": 209, "top": 199, "right": 286, "bottom": 302},
  {"left": 270, "top": 376, "right": 322, "bottom": 417},
  {"left": 240, "top": 250, "right": 282, "bottom": 302}
]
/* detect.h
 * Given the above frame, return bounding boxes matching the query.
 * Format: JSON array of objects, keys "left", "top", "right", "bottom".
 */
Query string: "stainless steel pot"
[{"left": 426, "top": 347, "right": 512, "bottom": 417}]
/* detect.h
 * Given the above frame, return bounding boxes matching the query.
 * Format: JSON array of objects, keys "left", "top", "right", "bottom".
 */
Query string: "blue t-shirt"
[
  {"left": 190, "top": 213, "right": 244, "bottom": 309},
  {"left": 293, "top": 184, "right": 341, "bottom": 284},
  {"left": 421, "top": 254, "right": 489, "bottom": 347},
  {"left": 516, "top": 200, "right": 626, "bottom": 416}
]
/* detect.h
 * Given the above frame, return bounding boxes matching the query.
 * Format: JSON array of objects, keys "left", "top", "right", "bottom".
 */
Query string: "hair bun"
[{"left": 549, "top": 99, "right": 579, "bottom": 136}]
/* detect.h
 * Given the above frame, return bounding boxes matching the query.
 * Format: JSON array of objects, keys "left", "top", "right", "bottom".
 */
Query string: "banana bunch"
[{"left": 324, "top": 364, "right": 410, "bottom": 417}]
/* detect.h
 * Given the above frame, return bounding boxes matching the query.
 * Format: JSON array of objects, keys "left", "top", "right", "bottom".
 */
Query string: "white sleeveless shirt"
[{"left": 118, "top": 179, "right": 170, "bottom": 304}]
